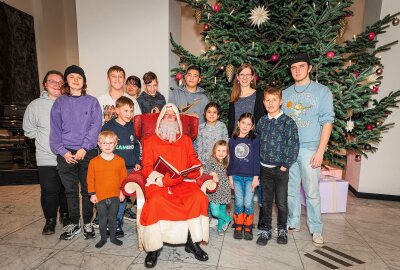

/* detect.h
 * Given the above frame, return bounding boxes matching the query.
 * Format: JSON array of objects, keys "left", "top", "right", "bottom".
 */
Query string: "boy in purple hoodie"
[{"left": 50, "top": 65, "right": 102, "bottom": 240}]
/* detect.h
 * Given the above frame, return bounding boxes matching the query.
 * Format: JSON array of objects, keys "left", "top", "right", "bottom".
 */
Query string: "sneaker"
[
  {"left": 222, "top": 219, "right": 232, "bottom": 232},
  {"left": 277, "top": 229, "right": 288, "bottom": 244},
  {"left": 123, "top": 208, "right": 136, "bottom": 221},
  {"left": 115, "top": 219, "right": 124, "bottom": 238},
  {"left": 288, "top": 227, "right": 300, "bottom": 232},
  {"left": 83, "top": 223, "right": 95, "bottom": 239},
  {"left": 209, "top": 218, "right": 218, "bottom": 227},
  {"left": 256, "top": 230, "right": 272, "bottom": 246},
  {"left": 60, "top": 223, "right": 81, "bottom": 240},
  {"left": 312, "top": 233, "right": 324, "bottom": 245}
]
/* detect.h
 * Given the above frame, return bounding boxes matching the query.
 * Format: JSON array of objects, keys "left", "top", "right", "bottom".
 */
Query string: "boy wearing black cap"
[
  {"left": 282, "top": 54, "right": 335, "bottom": 245},
  {"left": 50, "top": 65, "right": 102, "bottom": 240}
]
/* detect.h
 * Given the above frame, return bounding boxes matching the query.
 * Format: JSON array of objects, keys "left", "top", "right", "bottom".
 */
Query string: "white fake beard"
[{"left": 157, "top": 119, "right": 180, "bottom": 143}]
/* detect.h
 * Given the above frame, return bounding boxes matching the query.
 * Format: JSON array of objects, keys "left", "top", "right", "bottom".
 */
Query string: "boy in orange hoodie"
[{"left": 87, "top": 131, "right": 127, "bottom": 248}]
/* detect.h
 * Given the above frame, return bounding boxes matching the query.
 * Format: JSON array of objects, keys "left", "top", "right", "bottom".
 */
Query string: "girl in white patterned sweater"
[{"left": 203, "top": 140, "right": 232, "bottom": 235}]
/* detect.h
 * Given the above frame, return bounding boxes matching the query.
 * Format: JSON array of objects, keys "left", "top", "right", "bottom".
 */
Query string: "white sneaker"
[
  {"left": 209, "top": 218, "right": 218, "bottom": 227},
  {"left": 312, "top": 233, "right": 324, "bottom": 245}
]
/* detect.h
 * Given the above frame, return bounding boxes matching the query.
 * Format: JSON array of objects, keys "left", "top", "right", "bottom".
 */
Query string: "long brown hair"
[
  {"left": 229, "top": 63, "right": 257, "bottom": 103},
  {"left": 211, "top": 140, "right": 229, "bottom": 168},
  {"left": 63, "top": 82, "right": 87, "bottom": 96}
]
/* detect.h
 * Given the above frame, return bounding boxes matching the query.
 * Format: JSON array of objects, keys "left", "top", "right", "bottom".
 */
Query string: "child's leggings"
[{"left": 210, "top": 202, "right": 231, "bottom": 230}]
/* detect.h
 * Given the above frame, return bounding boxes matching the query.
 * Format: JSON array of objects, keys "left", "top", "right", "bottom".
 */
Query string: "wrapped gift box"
[
  {"left": 300, "top": 175, "right": 349, "bottom": 213},
  {"left": 321, "top": 165, "right": 344, "bottom": 178}
]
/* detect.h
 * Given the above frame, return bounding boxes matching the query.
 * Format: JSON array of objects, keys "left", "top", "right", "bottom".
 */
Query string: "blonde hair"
[
  {"left": 229, "top": 63, "right": 257, "bottom": 103},
  {"left": 98, "top": 130, "right": 118, "bottom": 143},
  {"left": 211, "top": 140, "right": 229, "bottom": 168}
]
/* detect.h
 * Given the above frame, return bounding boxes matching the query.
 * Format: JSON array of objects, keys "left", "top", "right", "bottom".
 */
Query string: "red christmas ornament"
[
  {"left": 203, "top": 24, "right": 209, "bottom": 31},
  {"left": 368, "top": 32, "right": 376, "bottom": 40},
  {"left": 372, "top": 86, "right": 379, "bottom": 93},
  {"left": 254, "top": 75, "right": 260, "bottom": 81},
  {"left": 353, "top": 71, "right": 359, "bottom": 78},
  {"left": 175, "top": 73, "right": 183, "bottom": 80},
  {"left": 213, "top": 3, "right": 221, "bottom": 12},
  {"left": 326, "top": 51, "right": 335, "bottom": 58},
  {"left": 366, "top": 124, "right": 373, "bottom": 130},
  {"left": 271, "top": 54, "right": 279, "bottom": 62}
]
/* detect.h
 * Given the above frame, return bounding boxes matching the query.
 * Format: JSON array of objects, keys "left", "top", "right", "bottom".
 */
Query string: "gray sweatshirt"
[
  {"left": 23, "top": 91, "right": 57, "bottom": 166},
  {"left": 168, "top": 85, "right": 209, "bottom": 124}
]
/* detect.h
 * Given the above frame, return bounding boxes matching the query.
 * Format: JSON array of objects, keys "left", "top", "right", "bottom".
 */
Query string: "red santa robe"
[{"left": 140, "top": 105, "right": 209, "bottom": 252}]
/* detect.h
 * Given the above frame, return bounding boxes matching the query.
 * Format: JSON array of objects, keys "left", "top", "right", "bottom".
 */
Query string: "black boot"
[
  {"left": 59, "top": 212, "right": 70, "bottom": 227},
  {"left": 144, "top": 249, "right": 161, "bottom": 268},
  {"left": 42, "top": 218, "right": 56, "bottom": 235},
  {"left": 257, "top": 207, "right": 264, "bottom": 230},
  {"left": 185, "top": 232, "right": 208, "bottom": 261}
]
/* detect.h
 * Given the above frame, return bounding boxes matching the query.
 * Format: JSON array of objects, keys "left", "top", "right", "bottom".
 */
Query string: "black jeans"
[
  {"left": 260, "top": 166, "right": 289, "bottom": 230},
  {"left": 38, "top": 166, "right": 68, "bottom": 220},
  {"left": 97, "top": 197, "right": 119, "bottom": 241},
  {"left": 57, "top": 149, "right": 97, "bottom": 224}
]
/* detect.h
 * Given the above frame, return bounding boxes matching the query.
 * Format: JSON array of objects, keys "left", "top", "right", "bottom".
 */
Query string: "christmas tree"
[{"left": 170, "top": 0, "right": 400, "bottom": 167}]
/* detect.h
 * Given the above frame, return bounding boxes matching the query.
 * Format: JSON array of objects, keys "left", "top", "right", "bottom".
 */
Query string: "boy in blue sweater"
[
  {"left": 101, "top": 96, "right": 142, "bottom": 238},
  {"left": 255, "top": 87, "right": 299, "bottom": 246}
]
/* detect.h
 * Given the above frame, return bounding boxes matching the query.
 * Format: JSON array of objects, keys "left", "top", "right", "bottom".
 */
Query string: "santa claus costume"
[{"left": 140, "top": 104, "right": 209, "bottom": 260}]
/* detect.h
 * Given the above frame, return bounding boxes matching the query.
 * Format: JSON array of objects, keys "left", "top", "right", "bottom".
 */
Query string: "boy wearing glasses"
[
  {"left": 87, "top": 130, "right": 127, "bottom": 248},
  {"left": 101, "top": 96, "right": 142, "bottom": 238}
]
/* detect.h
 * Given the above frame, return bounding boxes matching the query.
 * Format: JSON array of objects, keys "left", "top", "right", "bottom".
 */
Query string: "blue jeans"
[
  {"left": 233, "top": 175, "right": 254, "bottom": 215},
  {"left": 288, "top": 147, "right": 322, "bottom": 233},
  {"left": 210, "top": 203, "right": 231, "bottom": 231},
  {"left": 116, "top": 168, "right": 132, "bottom": 222}
]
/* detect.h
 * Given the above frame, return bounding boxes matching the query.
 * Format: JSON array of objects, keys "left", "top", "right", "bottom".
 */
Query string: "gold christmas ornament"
[
  {"left": 338, "top": 18, "right": 348, "bottom": 38},
  {"left": 376, "top": 67, "right": 383, "bottom": 76},
  {"left": 210, "top": 45, "right": 217, "bottom": 51},
  {"left": 347, "top": 109, "right": 354, "bottom": 118},
  {"left": 194, "top": 10, "right": 201, "bottom": 24},
  {"left": 219, "top": 65, "right": 225, "bottom": 71},
  {"left": 225, "top": 64, "right": 235, "bottom": 82}
]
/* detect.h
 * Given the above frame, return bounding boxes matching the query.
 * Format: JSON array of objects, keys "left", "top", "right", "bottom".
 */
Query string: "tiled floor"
[{"left": 1, "top": 185, "right": 400, "bottom": 270}]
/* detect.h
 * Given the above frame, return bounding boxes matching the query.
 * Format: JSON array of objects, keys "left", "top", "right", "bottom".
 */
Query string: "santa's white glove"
[{"left": 146, "top": 171, "right": 164, "bottom": 187}]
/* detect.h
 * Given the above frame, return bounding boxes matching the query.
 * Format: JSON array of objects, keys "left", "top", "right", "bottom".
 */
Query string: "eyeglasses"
[
  {"left": 99, "top": 142, "right": 115, "bottom": 146},
  {"left": 47, "top": 80, "right": 64, "bottom": 86},
  {"left": 238, "top": 74, "right": 253, "bottom": 79}
]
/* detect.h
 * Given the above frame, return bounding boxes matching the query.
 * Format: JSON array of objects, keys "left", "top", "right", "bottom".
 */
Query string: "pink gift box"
[
  {"left": 300, "top": 175, "right": 349, "bottom": 213},
  {"left": 321, "top": 165, "right": 343, "bottom": 178}
]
